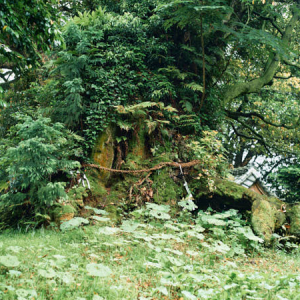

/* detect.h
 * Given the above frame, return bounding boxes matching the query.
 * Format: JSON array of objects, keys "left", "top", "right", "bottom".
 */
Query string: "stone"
[
  {"left": 251, "top": 199, "right": 276, "bottom": 243},
  {"left": 287, "top": 203, "right": 300, "bottom": 237}
]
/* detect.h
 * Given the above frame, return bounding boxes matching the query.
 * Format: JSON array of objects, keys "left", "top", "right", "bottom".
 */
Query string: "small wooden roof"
[{"left": 231, "top": 166, "right": 271, "bottom": 196}]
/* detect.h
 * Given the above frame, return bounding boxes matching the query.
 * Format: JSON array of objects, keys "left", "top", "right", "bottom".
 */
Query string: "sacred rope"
[{"left": 82, "top": 160, "right": 201, "bottom": 174}]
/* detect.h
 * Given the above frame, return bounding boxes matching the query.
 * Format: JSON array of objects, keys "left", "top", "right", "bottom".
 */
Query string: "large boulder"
[
  {"left": 251, "top": 199, "right": 276, "bottom": 243},
  {"left": 194, "top": 178, "right": 287, "bottom": 242},
  {"left": 286, "top": 203, "right": 300, "bottom": 237}
]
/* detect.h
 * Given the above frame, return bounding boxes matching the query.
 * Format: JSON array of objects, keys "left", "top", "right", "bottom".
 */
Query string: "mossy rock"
[
  {"left": 91, "top": 126, "right": 115, "bottom": 183},
  {"left": 251, "top": 199, "right": 276, "bottom": 243},
  {"left": 214, "top": 179, "right": 249, "bottom": 201},
  {"left": 67, "top": 186, "right": 89, "bottom": 208},
  {"left": 194, "top": 178, "right": 256, "bottom": 210},
  {"left": 85, "top": 169, "right": 108, "bottom": 198},
  {"left": 274, "top": 210, "right": 286, "bottom": 230},
  {"left": 52, "top": 204, "right": 77, "bottom": 222},
  {"left": 215, "top": 179, "right": 265, "bottom": 203},
  {"left": 152, "top": 168, "right": 183, "bottom": 204},
  {"left": 286, "top": 203, "right": 300, "bottom": 237}
]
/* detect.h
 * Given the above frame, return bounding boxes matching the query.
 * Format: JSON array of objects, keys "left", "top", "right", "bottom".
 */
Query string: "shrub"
[{"left": 0, "top": 115, "right": 82, "bottom": 228}]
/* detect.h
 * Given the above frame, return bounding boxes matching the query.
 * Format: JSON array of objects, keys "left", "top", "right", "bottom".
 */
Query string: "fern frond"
[{"left": 184, "top": 82, "right": 203, "bottom": 92}]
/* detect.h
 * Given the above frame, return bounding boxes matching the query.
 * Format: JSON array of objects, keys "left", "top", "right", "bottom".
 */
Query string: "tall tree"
[{"left": 0, "top": 0, "right": 60, "bottom": 87}]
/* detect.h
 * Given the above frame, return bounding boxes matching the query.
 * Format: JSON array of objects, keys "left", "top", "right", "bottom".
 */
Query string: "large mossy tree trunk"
[{"left": 91, "top": 126, "right": 115, "bottom": 183}]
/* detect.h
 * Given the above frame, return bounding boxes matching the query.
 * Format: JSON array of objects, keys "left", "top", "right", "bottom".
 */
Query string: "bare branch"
[{"left": 226, "top": 110, "right": 300, "bottom": 129}]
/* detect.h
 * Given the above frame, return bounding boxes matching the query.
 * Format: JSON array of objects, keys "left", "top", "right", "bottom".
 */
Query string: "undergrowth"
[{"left": 0, "top": 203, "right": 299, "bottom": 300}]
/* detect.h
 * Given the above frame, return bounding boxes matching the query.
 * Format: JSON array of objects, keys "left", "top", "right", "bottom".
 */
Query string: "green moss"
[
  {"left": 251, "top": 199, "right": 276, "bottom": 243},
  {"left": 91, "top": 126, "right": 115, "bottom": 183},
  {"left": 274, "top": 210, "right": 286, "bottom": 230},
  {"left": 287, "top": 203, "right": 300, "bottom": 237},
  {"left": 268, "top": 196, "right": 285, "bottom": 209},
  {"left": 215, "top": 179, "right": 251, "bottom": 201},
  {"left": 86, "top": 169, "right": 108, "bottom": 199},
  {"left": 67, "top": 186, "right": 89, "bottom": 208},
  {"left": 193, "top": 178, "right": 255, "bottom": 210},
  {"left": 52, "top": 204, "right": 76, "bottom": 222},
  {"left": 128, "top": 121, "right": 148, "bottom": 160},
  {"left": 152, "top": 168, "right": 183, "bottom": 204}
]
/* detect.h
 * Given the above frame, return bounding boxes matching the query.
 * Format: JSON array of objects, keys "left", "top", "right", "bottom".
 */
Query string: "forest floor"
[{"left": 1, "top": 212, "right": 300, "bottom": 300}]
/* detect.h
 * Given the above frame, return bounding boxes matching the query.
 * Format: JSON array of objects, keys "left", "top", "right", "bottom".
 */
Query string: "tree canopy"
[{"left": 0, "top": 0, "right": 60, "bottom": 86}]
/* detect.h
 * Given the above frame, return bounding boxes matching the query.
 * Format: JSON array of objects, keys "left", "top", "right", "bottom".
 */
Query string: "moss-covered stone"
[
  {"left": 152, "top": 168, "right": 183, "bottom": 204},
  {"left": 251, "top": 199, "right": 276, "bottom": 243},
  {"left": 91, "top": 126, "right": 115, "bottom": 183},
  {"left": 194, "top": 178, "right": 259, "bottom": 211},
  {"left": 274, "top": 210, "right": 286, "bottom": 230},
  {"left": 193, "top": 177, "right": 289, "bottom": 242},
  {"left": 67, "top": 186, "right": 89, "bottom": 208},
  {"left": 214, "top": 179, "right": 250, "bottom": 201},
  {"left": 286, "top": 203, "right": 300, "bottom": 237},
  {"left": 52, "top": 204, "right": 76, "bottom": 222},
  {"left": 86, "top": 169, "right": 108, "bottom": 199}
]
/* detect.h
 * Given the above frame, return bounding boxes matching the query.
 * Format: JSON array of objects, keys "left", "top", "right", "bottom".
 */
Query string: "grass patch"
[{"left": 0, "top": 207, "right": 300, "bottom": 300}]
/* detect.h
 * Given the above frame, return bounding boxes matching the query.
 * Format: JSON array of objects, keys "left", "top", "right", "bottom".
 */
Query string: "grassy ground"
[{"left": 1, "top": 210, "right": 300, "bottom": 300}]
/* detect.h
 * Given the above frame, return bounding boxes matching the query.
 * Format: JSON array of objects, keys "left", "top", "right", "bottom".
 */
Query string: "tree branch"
[
  {"left": 223, "top": 6, "right": 300, "bottom": 105},
  {"left": 262, "top": 157, "right": 289, "bottom": 180},
  {"left": 226, "top": 109, "right": 300, "bottom": 129},
  {"left": 0, "top": 61, "right": 17, "bottom": 70},
  {"left": 282, "top": 58, "right": 300, "bottom": 69},
  {"left": 274, "top": 73, "right": 293, "bottom": 79},
  {"left": 235, "top": 118, "right": 268, "bottom": 147},
  {"left": 253, "top": 11, "right": 284, "bottom": 35},
  {"left": 231, "top": 123, "right": 255, "bottom": 141}
]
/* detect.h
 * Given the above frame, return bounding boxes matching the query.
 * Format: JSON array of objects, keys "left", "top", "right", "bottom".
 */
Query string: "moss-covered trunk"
[{"left": 91, "top": 126, "right": 115, "bottom": 183}]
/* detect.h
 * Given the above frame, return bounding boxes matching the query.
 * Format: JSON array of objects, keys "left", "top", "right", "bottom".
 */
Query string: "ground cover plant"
[{"left": 1, "top": 203, "right": 300, "bottom": 300}]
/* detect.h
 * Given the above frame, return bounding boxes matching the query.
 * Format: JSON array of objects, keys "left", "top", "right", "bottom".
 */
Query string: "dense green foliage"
[
  {"left": 0, "top": 0, "right": 60, "bottom": 82},
  {"left": 46, "top": 7, "right": 177, "bottom": 151},
  {"left": 268, "top": 165, "right": 300, "bottom": 203},
  {"left": 2, "top": 0, "right": 300, "bottom": 225},
  {"left": 0, "top": 115, "right": 82, "bottom": 227}
]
